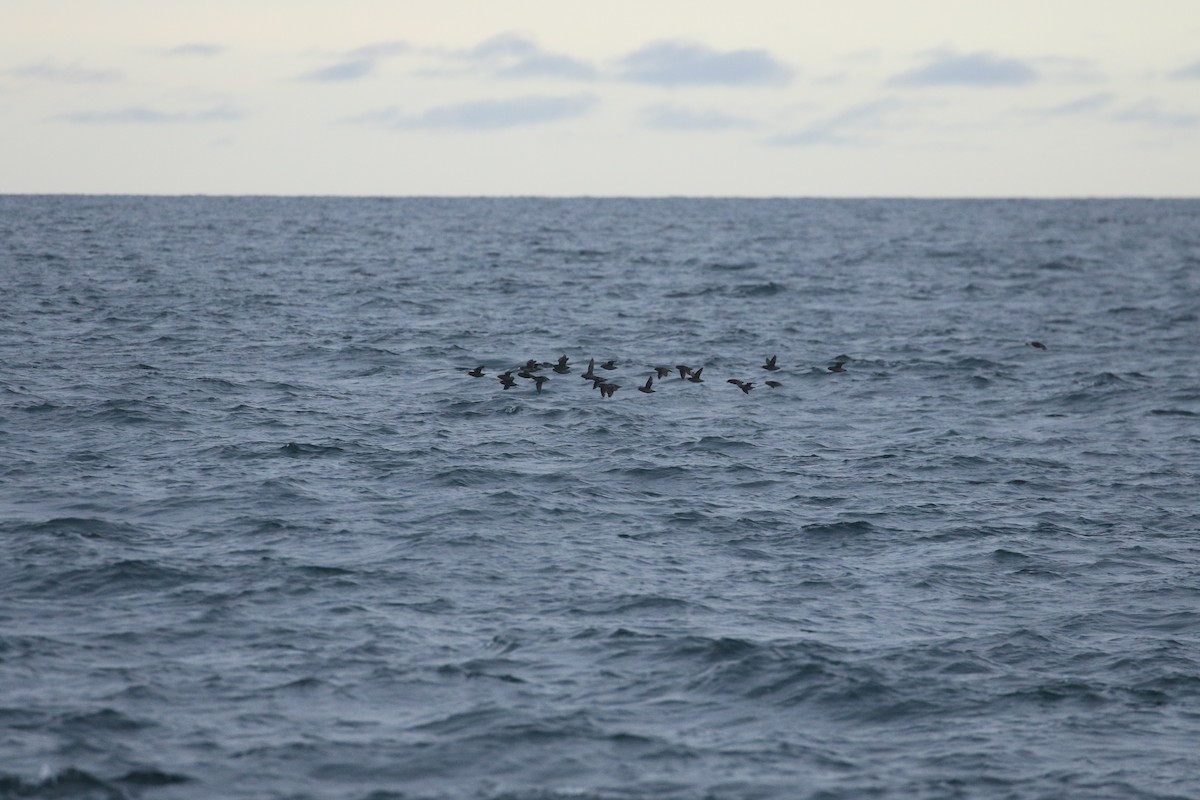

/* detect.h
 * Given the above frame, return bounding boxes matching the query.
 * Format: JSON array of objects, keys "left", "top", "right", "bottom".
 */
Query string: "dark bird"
[
  {"left": 676, "top": 364, "right": 693, "bottom": 379},
  {"left": 727, "top": 379, "right": 754, "bottom": 394},
  {"left": 599, "top": 382, "right": 619, "bottom": 398},
  {"left": 467, "top": 366, "right": 485, "bottom": 377},
  {"left": 1028, "top": 341, "right": 1048, "bottom": 350},
  {"left": 827, "top": 363, "right": 846, "bottom": 373},
  {"left": 765, "top": 380, "right": 782, "bottom": 388},
  {"left": 638, "top": 376, "right": 655, "bottom": 394},
  {"left": 552, "top": 354, "right": 571, "bottom": 374},
  {"left": 522, "top": 359, "right": 541, "bottom": 372},
  {"left": 581, "top": 358, "right": 596, "bottom": 381},
  {"left": 498, "top": 372, "right": 517, "bottom": 389},
  {"left": 591, "top": 376, "right": 606, "bottom": 390},
  {"left": 532, "top": 375, "right": 549, "bottom": 394},
  {"left": 600, "top": 360, "right": 617, "bottom": 370},
  {"left": 687, "top": 367, "right": 704, "bottom": 383},
  {"left": 654, "top": 366, "right": 672, "bottom": 379},
  {"left": 518, "top": 370, "right": 536, "bottom": 379},
  {"left": 762, "top": 355, "right": 780, "bottom": 371}
]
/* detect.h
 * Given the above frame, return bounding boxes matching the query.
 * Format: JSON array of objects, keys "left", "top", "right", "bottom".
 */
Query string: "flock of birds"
[
  {"left": 465, "top": 353, "right": 849, "bottom": 398},
  {"left": 466, "top": 342, "right": 1049, "bottom": 398}
]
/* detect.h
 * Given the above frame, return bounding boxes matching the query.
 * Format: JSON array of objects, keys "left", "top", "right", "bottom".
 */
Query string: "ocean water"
[{"left": 1, "top": 196, "right": 1198, "bottom": 800}]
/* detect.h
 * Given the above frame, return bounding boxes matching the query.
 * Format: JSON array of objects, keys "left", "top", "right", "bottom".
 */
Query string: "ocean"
[{"left": 1, "top": 196, "right": 1198, "bottom": 799}]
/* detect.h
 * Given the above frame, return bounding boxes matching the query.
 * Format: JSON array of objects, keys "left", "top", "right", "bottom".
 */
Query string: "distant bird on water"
[
  {"left": 1028, "top": 341, "right": 1048, "bottom": 350},
  {"left": 762, "top": 355, "right": 780, "bottom": 371},
  {"left": 765, "top": 380, "right": 782, "bottom": 388}
]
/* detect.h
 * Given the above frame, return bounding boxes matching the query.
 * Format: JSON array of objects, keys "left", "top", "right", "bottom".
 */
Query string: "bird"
[
  {"left": 654, "top": 366, "right": 672, "bottom": 379},
  {"left": 600, "top": 382, "right": 619, "bottom": 398},
  {"left": 532, "top": 375, "right": 549, "bottom": 393},
  {"left": 498, "top": 372, "right": 517, "bottom": 389},
  {"left": 765, "top": 380, "right": 782, "bottom": 388},
  {"left": 580, "top": 358, "right": 597, "bottom": 381},
  {"left": 518, "top": 370, "right": 536, "bottom": 379},
  {"left": 762, "top": 355, "right": 780, "bottom": 371},
  {"left": 1028, "top": 341, "right": 1048, "bottom": 350},
  {"left": 590, "top": 376, "right": 606, "bottom": 390},
  {"left": 676, "top": 364, "right": 693, "bottom": 379},
  {"left": 552, "top": 354, "right": 571, "bottom": 374},
  {"left": 727, "top": 379, "right": 754, "bottom": 394},
  {"left": 827, "top": 363, "right": 846, "bottom": 373},
  {"left": 687, "top": 367, "right": 704, "bottom": 383},
  {"left": 467, "top": 366, "right": 485, "bottom": 377},
  {"left": 522, "top": 359, "right": 541, "bottom": 372},
  {"left": 600, "top": 360, "right": 617, "bottom": 370},
  {"left": 638, "top": 376, "right": 655, "bottom": 394}
]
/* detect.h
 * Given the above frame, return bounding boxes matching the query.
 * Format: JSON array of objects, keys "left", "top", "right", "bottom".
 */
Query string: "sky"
[{"left": 2, "top": 0, "right": 1198, "bottom": 196}]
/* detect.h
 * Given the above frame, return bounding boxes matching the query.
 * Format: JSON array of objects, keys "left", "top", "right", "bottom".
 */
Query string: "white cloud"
[
  {"left": 769, "top": 98, "right": 905, "bottom": 147},
  {"left": 299, "top": 59, "right": 375, "bottom": 82},
  {"left": 1113, "top": 100, "right": 1199, "bottom": 129},
  {"left": 55, "top": 104, "right": 245, "bottom": 124},
  {"left": 616, "top": 41, "right": 792, "bottom": 87},
  {"left": 349, "top": 94, "right": 597, "bottom": 131},
  {"left": 7, "top": 61, "right": 121, "bottom": 83},
  {"left": 889, "top": 50, "right": 1037, "bottom": 87},
  {"left": 1169, "top": 59, "right": 1200, "bottom": 80},
  {"left": 1036, "top": 92, "right": 1115, "bottom": 116},
  {"left": 640, "top": 104, "right": 756, "bottom": 131}
]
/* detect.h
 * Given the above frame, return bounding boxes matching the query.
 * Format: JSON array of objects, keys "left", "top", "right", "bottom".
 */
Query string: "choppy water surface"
[{"left": 2, "top": 196, "right": 1199, "bottom": 800}]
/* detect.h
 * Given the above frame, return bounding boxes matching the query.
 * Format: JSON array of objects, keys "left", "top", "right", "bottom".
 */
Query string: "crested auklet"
[
  {"left": 676, "top": 364, "right": 693, "bottom": 379},
  {"left": 532, "top": 375, "right": 549, "bottom": 393},
  {"left": 687, "top": 367, "right": 704, "bottom": 383},
  {"left": 1028, "top": 341, "right": 1048, "bottom": 350},
  {"left": 552, "top": 354, "right": 571, "bottom": 374},
  {"left": 600, "top": 360, "right": 617, "bottom": 370},
  {"left": 727, "top": 379, "right": 754, "bottom": 393},
  {"left": 638, "top": 376, "right": 655, "bottom": 394},
  {"left": 762, "top": 355, "right": 779, "bottom": 371},
  {"left": 467, "top": 366, "right": 485, "bottom": 377},
  {"left": 654, "top": 366, "right": 672, "bottom": 379}
]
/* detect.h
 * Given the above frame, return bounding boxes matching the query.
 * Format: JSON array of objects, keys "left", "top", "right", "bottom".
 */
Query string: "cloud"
[
  {"left": 165, "top": 43, "right": 225, "bottom": 57},
  {"left": 347, "top": 40, "right": 412, "bottom": 59},
  {"left": 466, "top": 33, "right": 540, "bottom": 60},
  {"left": 769, "top": 98, "right": 904, "bottom": 147},
  {"left": 1169, "top": 59, "right": 1200, "bottom": 80},
  {"left": 640, "top": 104, "right": 756, "bottom": 131},
  {"left": 497, "top": 53, "right": 597, "bottom": 81},
  {"left": 1036, "top": 92, "right": 1115, "bottom": 116},
  {"left": 7, "top": 61, "right": 120, "bottom": 83},
  {"left": 889, "top": 50, "right": 1037, "bottom": 87},
  {"left": 616, "top": 40, "right": 792, "bottom": 87},
  {"left": 298, "top": 40, "right": 411, "bottom": 83},
  {"left": 55, "top": 104, "right": 245, "bottom": 124},
  {"left": 1113, "top": 100, "right": 1199, "bottom": 129},
  {"left": 349, "top": 94, "right": 597, "bottom": 131},
  {"left": 456, "top": 33, "right": 596, "bottom": 81},
  {"left": 299, "top": 59, "right": 375, "bottom": 82}
]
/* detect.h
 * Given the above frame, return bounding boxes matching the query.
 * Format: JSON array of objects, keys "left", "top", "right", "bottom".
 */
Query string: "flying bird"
[
  {"left": 762, "top": 355, "right": 779, "bottom": 371},
  {"left": 638, "top": 376, "right": 655, "bottom": 394}
]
